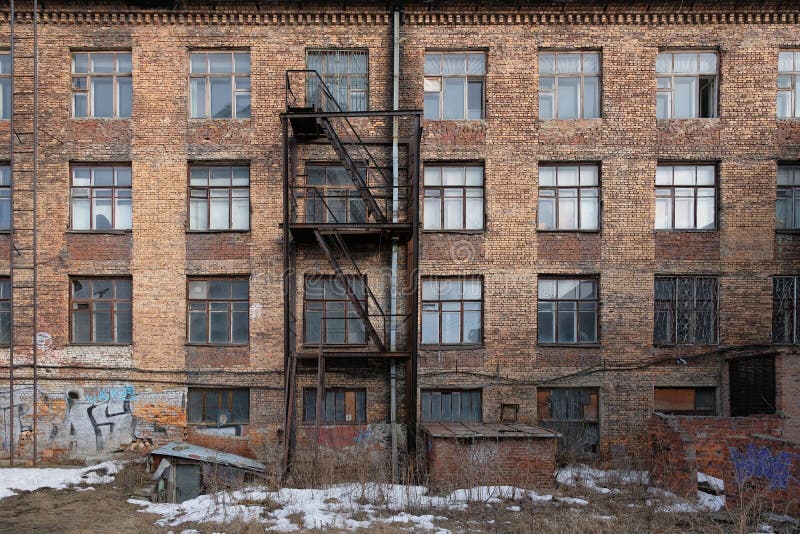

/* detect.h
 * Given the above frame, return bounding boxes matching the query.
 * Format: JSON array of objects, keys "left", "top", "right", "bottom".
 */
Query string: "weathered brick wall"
[
  {"left": 423, "top": 433, "right": 557, "bottom": 490},
  {"left": 648, "top": 413, "right": 783, "bottom": 496}
]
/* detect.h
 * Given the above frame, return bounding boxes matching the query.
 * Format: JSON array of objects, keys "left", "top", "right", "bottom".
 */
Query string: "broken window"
[
  {"left": 655, "top": 164, "right": 716, "bottom": 230},
  {"left": 303, "top": 388, "right": 366, "bottom": 424},
  {"left": 421, "top": 390, "right": 482, "bottom": 423},
  {"left": 72, "top": 51, "right": 131, "bottom": 118},
  {"left": 729, "top": 357, "right": 776, "bottom": 416},
  {"left": 304, "top": 276, "right": 366, "bottom": 345},
  {"left": 423, "top": 166, "right": 484, "bottom": 231},
  {"left": 190, "top": 51, "right": 250, "bottom": 119},
  {"left": 654, "top": 276, "right": 718, "bottom": 345},
  {"left": 71, "top": 278, "right": 132, "bottom": 344},
  {"left": 189, "top": 165, "right": 250, "bottom": 231},
  {"left": 304, "top": 166, "right": 366, "bottom": 224},
  {"left": 778, "top": 50, "right": 800, "bottom": 118},
  {"left": 776, "top": 165, "right": 800, "bottom": 229},
  {"left": 0, "top": 53, "right": 9, "bottom": 120},
  {"left": 421, "top": 279, "right": 482, "bottom": 345},
  {"left": 772, "top": 276, "right": 798, "bottom": 344},
  {"left": 187, "top": 278, "right": 249, "bottom": 344},
  {"left": 71, "top": 165, "right": 132, "bottom": 231},
  {"left": 0, "top": 166, "right": 9, "bottom": 231},
  {"left": 539, "top": 51, "right": 601, "bottom": 119},
  {"left": 537, "top": 278, "right": 598, "bottom": 344},
  {"left": 654, "top": 387, "right": 716, "bottom": 415},
  {"left": 0, "top": 278, "right": 10, "bottom": 345},
  {"left": 537, "top": 388, "right": 599, "bottom": 457},
  {"left": 656, "top": 51, "right": 718, "bottom": 119},
  {"left": 538, "top": 164, "right": 600, "bottom": 231},
  {"left": 187, "top": 388, "right": 250, "bottom": 425},
  {"left": 306, "top": 49, "right": 368, "bottom": 111},
  {"left": 424, "top": 51, "right": 485, "bottom": 120}
]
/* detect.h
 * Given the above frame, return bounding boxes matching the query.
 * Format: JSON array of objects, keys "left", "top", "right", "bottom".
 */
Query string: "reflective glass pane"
[
  {"left": 208, "top": 53, "right": 233, "bottom": 73},
  {"left": 556, "top": 77, "right": 580, "bottom": 119},
  {"left": 583, "top": 76, "right": 600, "bottom": 118},
  {"left": 557, "top": 53, "right": 581, "bottom": 73},
  {"left": 442, "top": 78, "right": 465, "bottom": 120},
  {"left": 92, "top": 77, "right": 114, "bottom": 117},
  {"left": 190, "top": 79, "right": 206, "bottom": 118},
  {"left": 210, "top": 78, "right": 233, "bottom": 118},
  {"left": 674, "top": 77, "right": 698, "bottom": 118},
  {"left": 655, "top": 53, "right": 672, "bottom": 73},
  {"left": 91, "top": 53, "right": 115, "bottom": 73}
]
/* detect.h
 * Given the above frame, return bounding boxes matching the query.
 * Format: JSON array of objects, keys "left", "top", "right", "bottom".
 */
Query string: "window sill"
[
  {"left": 0, "top": 231, "right": 10, "bottom": 234},
  {"left": 70, "top": 117, "right": 132, "bottom": 121},
  {"left": 186, "top": 343, "right": 250, "bottom": 348},
  {"left": 420, "top": 343, "right": 483, "bottom": 351},
  {"left": 188, "top": 423, "right": 249, "bottom": 428},
  {"left": 653, "top": 344, "right": 719, "bottom": 348},
  {"left": 539, "top": 117, "right": 603, "bottom": 123},
  {"left": 421, "top": 229, "right": 484, "bottom": 235},
  {"left": 775, "top": 229, "right": 800, "bottom": 235},
  {"left": 298, "top": 422, "right": 366, "bottom": 427},
  {"left": 300, "top": 344, "right": 368, "bottom": 350},
  {"left": 187, "top": 229, "right": 251, "bottom": 234},
  {"left": 537, "top": 229, "right": 601, "bottom": 234},
  {"left": 537, "top": 343, "right": 601, "bottom": 348},
  {"left": 69, "top": 343, "right": 132, "bottom": 347},
  {"left": 656, "top": 118, "right": 720, "bottom": 122},
  {"left": 423, "top": 118, "right": 487, "bottom": 123},
  {"left": 66, "top": 230, "right": 132, "bottom": 235},
  {"left": 654, "top": 229, "right": 717, "bottom": 233},
  {"left": 189, "top": 118, "right": 252, "bottom": 122}
]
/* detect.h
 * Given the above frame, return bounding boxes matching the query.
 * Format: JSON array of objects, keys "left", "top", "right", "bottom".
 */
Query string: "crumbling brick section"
[{"left": 648, "top": 413, "right": 783, "bottom": 496}]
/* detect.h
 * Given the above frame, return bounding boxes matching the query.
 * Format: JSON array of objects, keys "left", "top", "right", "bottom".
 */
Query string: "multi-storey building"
[{"left": 0, "top": 0, "right": 798, "bottom": 470}]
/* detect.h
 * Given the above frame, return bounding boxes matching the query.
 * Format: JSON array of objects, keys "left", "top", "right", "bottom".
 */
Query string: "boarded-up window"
[
  {"left": 730, "top": 357, "right": 776, "bottom": 416},
  {"left": 303, "top": 388, "right": 366, "bottom": 424},
  {"left": 537, "top": 388, "right": 599, "bottom": 457},
  {"left": 654, "top": 387, "right": 716, "bottom": 415},
  {"left": 421, "top": 390, "right": 482, "bottom": 423}
]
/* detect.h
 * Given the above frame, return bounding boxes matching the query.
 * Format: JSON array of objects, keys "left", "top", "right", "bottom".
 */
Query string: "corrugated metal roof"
[
  {"left": 151, "top": 441, "right": 265, "bottom": 472},
  {"left": 420, "top": 422, "right": 561, "bottom": 439}
]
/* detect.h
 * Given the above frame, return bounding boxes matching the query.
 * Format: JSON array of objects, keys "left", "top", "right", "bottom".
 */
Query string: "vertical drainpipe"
[
  {"left": 389, "top": 5, "right": 401, "bottom": 483},
  {"left": 7, "top": 0, "right": 14, "bottom": 468}
]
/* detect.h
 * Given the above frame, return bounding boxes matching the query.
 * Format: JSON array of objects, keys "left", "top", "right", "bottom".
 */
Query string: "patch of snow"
[
  {"left": 697, "top": 472, "right": 724, "bottom": 492},
  {"left": 506, "top": 505, "right": 521, "bottom": 512},
  {"left": 556, "top": 465, "right": 647, "bottom": 494},
  {"left": 0, "top": 461, "right": 123, "bottom": 500},
  {"left": 557, "top": 497, "right": 589, "bottom": 506},
  {"left": 755, "top": 523, "right": 776, "bottom": 534},
  {"left": 697, "top": 490, "right": 725, "bottom": 512}
]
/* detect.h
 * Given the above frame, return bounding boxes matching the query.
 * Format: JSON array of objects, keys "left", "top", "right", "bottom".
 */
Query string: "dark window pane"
[
  {"left": 204, "top": 391, "right": 219, "bottom": 423},
  {"left": 304, "top": 390, "right": 316, "bottom": 423},
  {"left": 187, "top": 390, "right": 203, "bottom": 423},
  {"left": 231, "top": 390, "right": 249, "bottom": 423},
  {"left": 189, "top": 310, "right": 208, "bottom": 343}
]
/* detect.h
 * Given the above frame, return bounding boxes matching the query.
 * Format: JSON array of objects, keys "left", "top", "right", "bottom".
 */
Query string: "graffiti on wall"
[
  {"left": 729, "top": 444, "right": 800, "bottom": 490},
  {"left": 0, "top": 386, "right": 38, "bottom": 452}
]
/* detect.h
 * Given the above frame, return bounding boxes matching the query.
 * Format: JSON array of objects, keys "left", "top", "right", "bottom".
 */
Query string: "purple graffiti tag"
[{"left": 730, "top": 444, "right": 800, "bottom": 490}]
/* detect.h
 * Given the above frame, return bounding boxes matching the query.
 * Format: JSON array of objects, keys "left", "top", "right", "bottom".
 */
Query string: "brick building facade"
[{"left": 0, "top": 0, "right": 797, "bottom": 470}]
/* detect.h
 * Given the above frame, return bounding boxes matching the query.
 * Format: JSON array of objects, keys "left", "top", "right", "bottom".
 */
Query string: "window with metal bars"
[
  {"left": 306, "top": 50, "right": 368, "bottom": 112},
  {"left": 773, "top": 276, "right": 798, "bottom": 344},
  {"left": 187, "top": 388, "right": 250, "bottom": 425},
  {"left": 304, "top": 276, "right": 366, "bottom": 345},
  {"left": 421, "top": 390, "right": 482, "bottom": 423},
  {"left": 729, "top": 357, "right": 776, "bottom": 416},
  {"left": 654, "top": 276, "right": 718, "bottom": 345},
  {"left": 303, "top": 388, "right": 367, "bottom": 424}
]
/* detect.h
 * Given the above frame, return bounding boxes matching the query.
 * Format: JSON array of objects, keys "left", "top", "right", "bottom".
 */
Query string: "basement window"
[
  {"left": 0, "top": 53, "right": 9, "bottom": 120},
  {"left": 729, "top": 357, "right": 776, "bottom": 416},
  {"left": 421, "top": 278, "right": 483, "bottom": 345},
  {"left": 71, "top": 278, "right": 132, "bottom": 344},
  {"left": 304, "top": 276, "right": 366, "bottom": 345},
  {"left": 189, "top": 165, "right": 250, "bottom": 231},
  {"left": 0, "top": 278, "right": 9, "bottom": 345},
  {"left": 72, "top": 51, "right": 132, "bottom": 118},
  {"left": 306, "top": 49, "right": 368, "bottom": 112},
  {"left": 537, "top": 387, "right": 599, "bottom": 457},
  {"left": 772, "top": 276, "right": 799, "bottom": 344},
  {"left": 656, "top": 51, "right": 718, "bottom": 119},
  {"left": 190, "top": 51, "right": 250, "bottom": 119},
  {"left": 187, "top": 278, "right": 249, "bottom": 345},
  {"left": 188, "top": 388, "right": 250, "bottom": 425},
  {"left": 424, "top": 51, "right": 485, "bottom": 120},
  {"left": 654, "top": 387, "right": 716, "bottom": 415},
  {"left": 655, "top": 164, "right": 716, "bottom": 230},
  {"left": 303, "top": 388, "right": 366, "bottom": 424},
  {"left": 654, "top": 276, "right": 718, "bottom": 345},
  {"left": 421, "top": 390, "right": 482, "bottom": 423},
  {"left": 539, "top": 51, "right": 601, "bottom": 120},
  {"left": 71, "top": 165, "right": 132, "bottom": 231},
  {"left": 538, "top": 164, "right": 600, "bottom": 231},
  {"left": 0, "top": 166, "right": 9, "bottom": 231},
  {"left": 778, "top": 50, "right": 800, "bottom": 118},
  {"left": 776, "top": 165, "right": 800, "bottom": 230},
  {"left": 423, "top": 165, "right": 484, "bottom": 231}
]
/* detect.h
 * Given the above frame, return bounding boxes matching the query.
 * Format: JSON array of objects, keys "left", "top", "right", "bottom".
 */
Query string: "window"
[
  {"left": 190, "top": 51, "right": 250, "bottom": 119},
  {"left": 421, "top": 279, "right": 482, "bottom": 345},
  {"left": 421, "top": 390, "right": 482, "bottom": 423},
  {"left": 773, "top": 276, "right": 799, "bottom": 344},
  {"left": 424, "top": 52, "right": 485, "bottom": 120},
  {"left": 72, "top": 52, "right": 131, "bottom": 118},
  {"left": 729, "top": 356, "right": 775, "bottom": 416},
  {"left": 655, "top": 164, "right": 716, "bottom": 230},
  {"left": 187, "top": 278, "right": 249, "bottom": 344},
  {"left": 538, "top": 164, "right": 599, "bottom": 231},
  {"left": 303, "top": 388, "right": 366, "bottom": 424},
  {"left": 423, "top": 166, "right": 484, "bottom": 230},
  {"left": 537, "top": 278, "right": 598, "bottom": 344},
  {"left": 71, "top": 166, "right": 132, "bottom": 231},
  {"left": 189, "top": 165, "right": 249, "bottom": 231},
  {"left": 654, "top": 276, "right": 718, "bottom": 345},
  {"left": 654, "top": 387, "right": 716, "bottom": 415},
  {"left": 776, "top": 165, "right": 800, "bottom": 230},
  {"left": 304, "top": 276, "right": 366, "bottom": 345},
  {"left": 539, "top": 51, "right": 601, "bottom": 120},
  {"left": 0, "top": 53, "right": 9, "bottom": 120},
  {"left": 71, "top": 278, "right": 132, "bottom": 344},
  {"left": 307, "top": 50, "right": 368, "bottom": 112},
  {"left": 778, "top": 50, "right": 800, "bottom": 118},
  {"left": 0, "top": 166, "right": 9, "bottom": 231},
  {"left": 187, "top": 388, "right": 249, "bottom": 425},
  {"left": 0, "top": 278, "right": 9, "bottom": 345},
  {"left": 305, "top": 166, "right": 366, "bottom": 224},
  {"left": 537, "top": 388, "right": 599, "bottom": 457},
  {"left": 656, "top": 51, "right": 718, "bottom": 119}
]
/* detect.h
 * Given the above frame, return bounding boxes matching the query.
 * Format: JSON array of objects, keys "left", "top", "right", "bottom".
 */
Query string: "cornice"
[{"left": 0, "top": 10, "right": 796, "bottom": 26}]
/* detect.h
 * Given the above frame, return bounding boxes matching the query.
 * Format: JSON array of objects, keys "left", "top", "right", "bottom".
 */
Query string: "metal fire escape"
[{"left": 280, "top": 71, "right": 421, "bottom": 472}]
